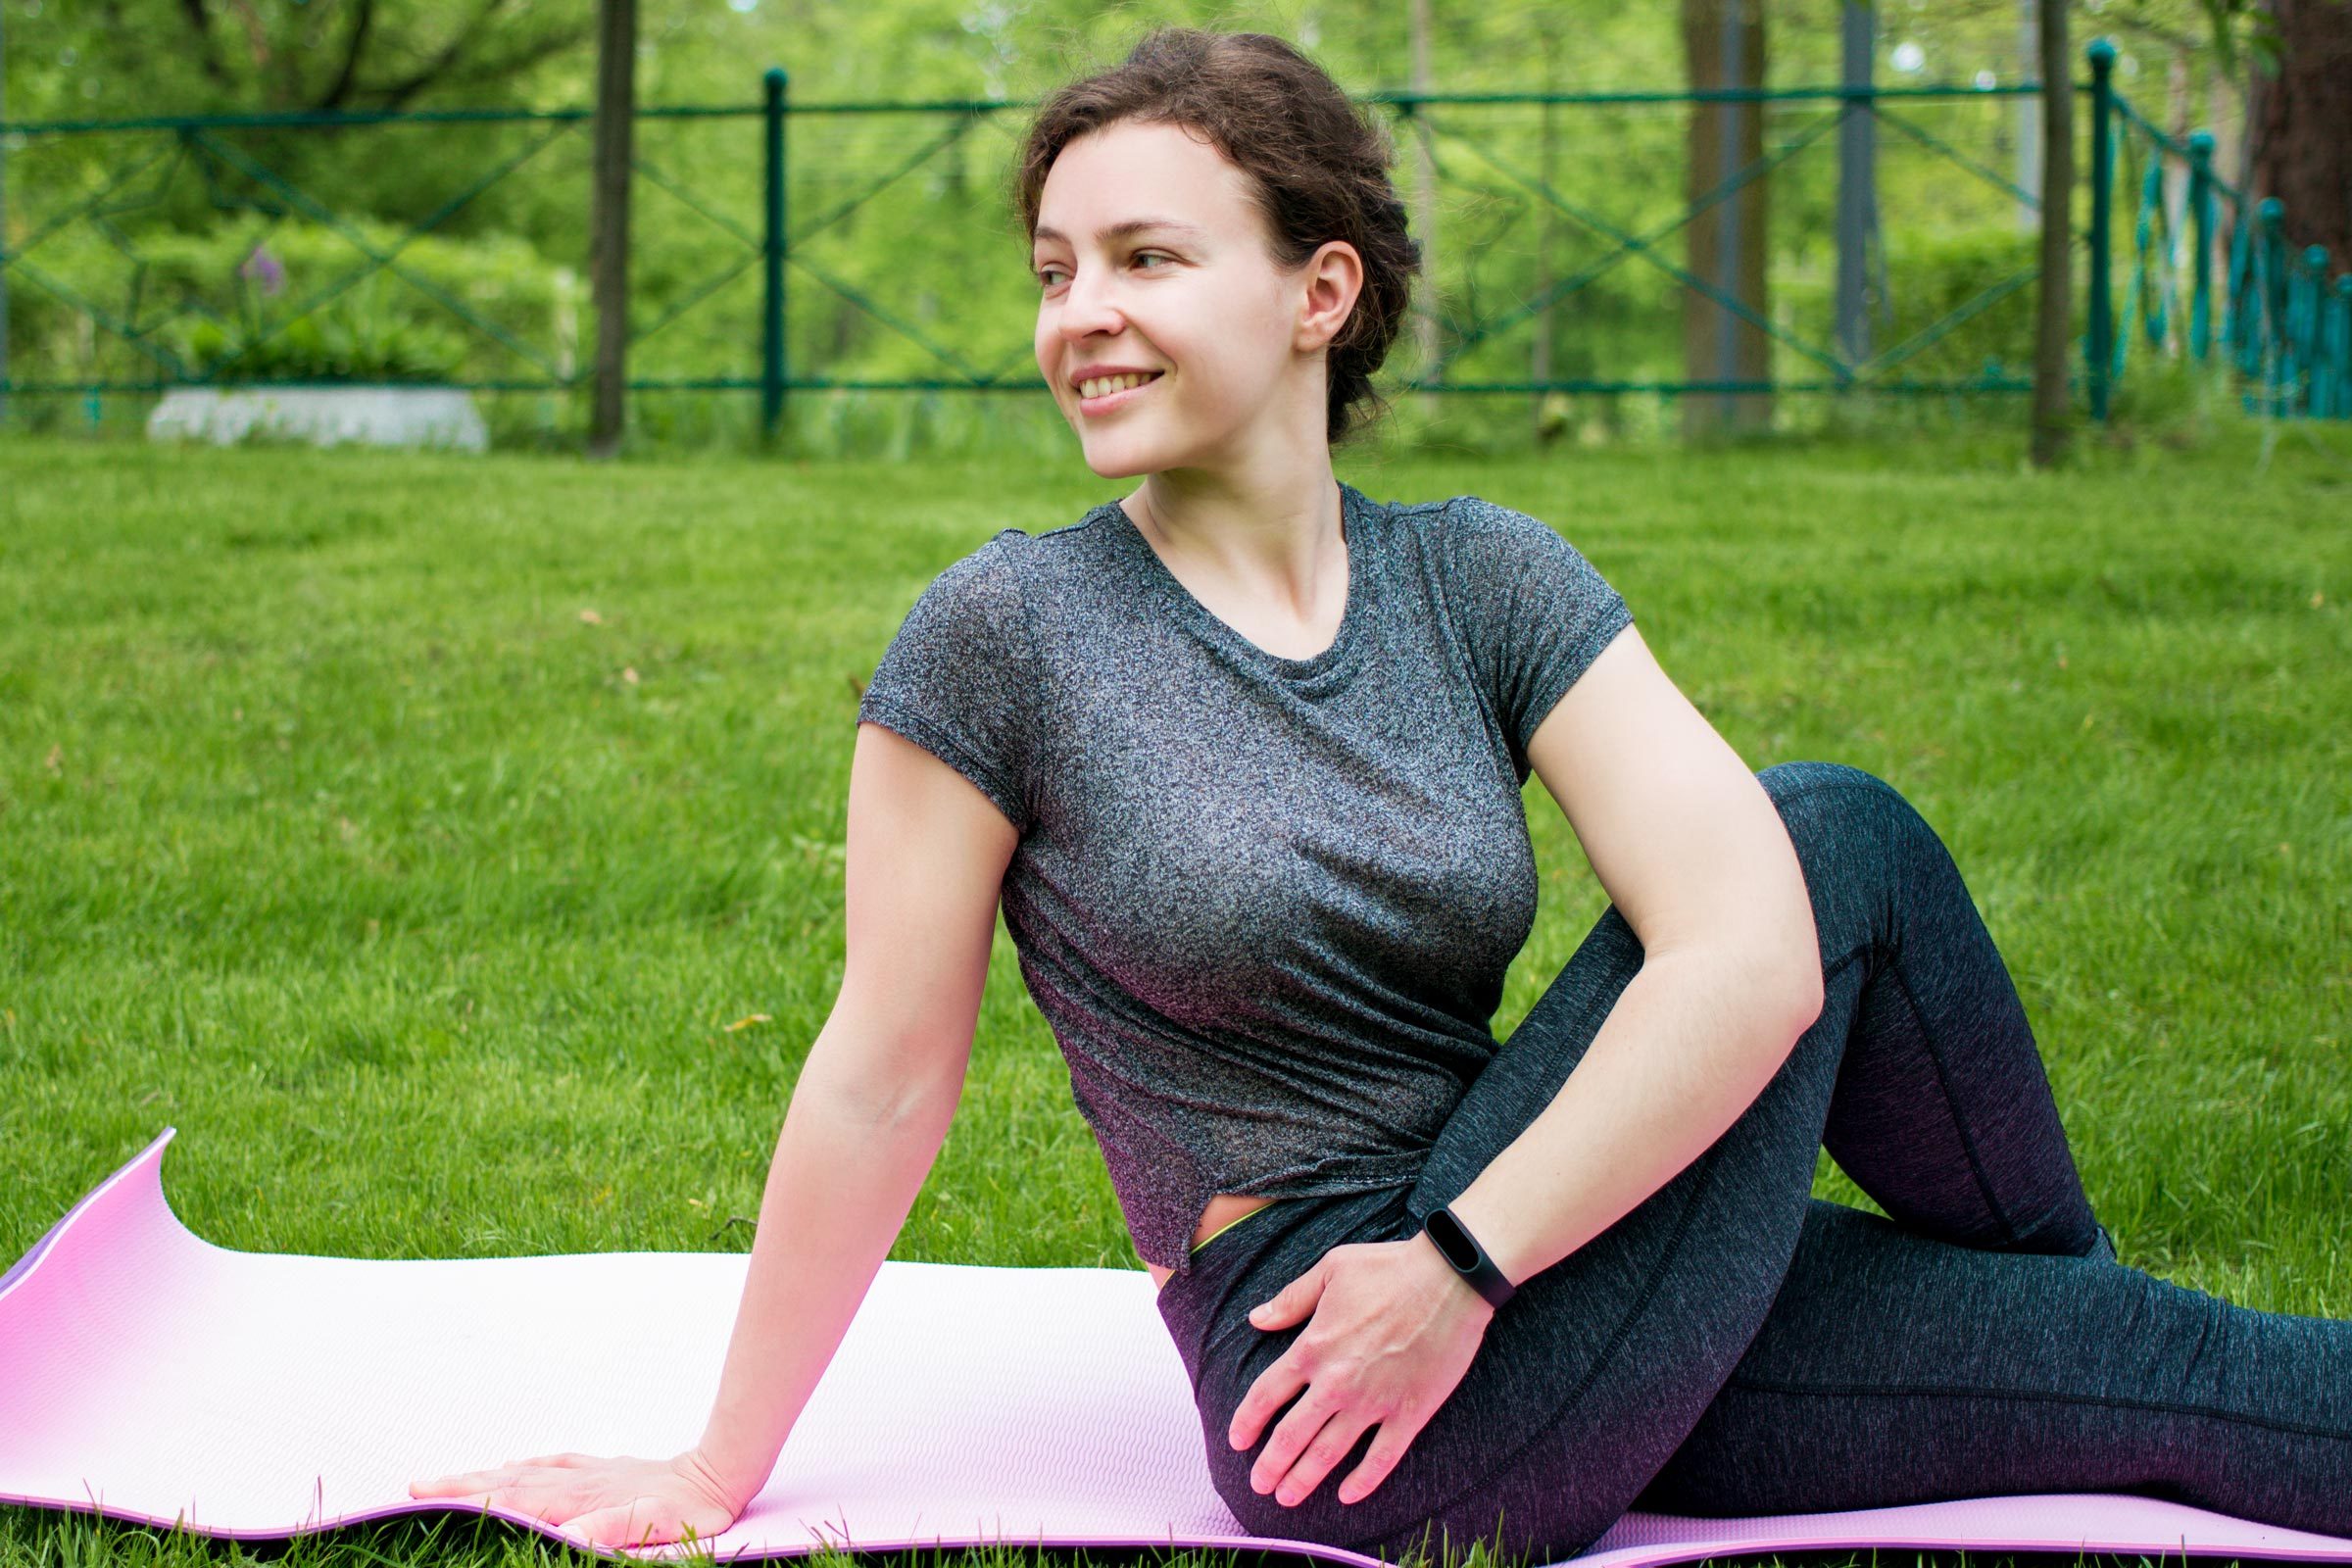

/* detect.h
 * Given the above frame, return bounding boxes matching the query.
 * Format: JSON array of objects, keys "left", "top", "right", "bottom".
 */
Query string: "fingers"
[
  {"left": 565, "top": 1499, "right": 673, "bottom": 1550},
  {"left": 1228, "top": 1353, "right": 1310, "bottom": 1453},
  {"left": 1258, "top": 1402, "right": 1375, "bottom": 1509},
  {"left": 1336, "top": 1406, "right": 1423, "bottom": 1506},
  {"left": 1248, "top": 1380, "right": 1340, "bottom": 1496},
  {"left": 409, "top": 1455, "right": 578, "bottom": 1496},
  {"left": 406, "top": 1468, "right": 576, "bottom": 1523},
  {"left": 401, "top": 1460, "right": 696, "bottom": 1550},
  {"left": 1248, "top": 1257, "right": 1328, "bottom": 1332}
]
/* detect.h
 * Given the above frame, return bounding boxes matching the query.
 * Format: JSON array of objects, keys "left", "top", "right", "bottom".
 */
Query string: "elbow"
[
  {"left": 1770, "top": 926, "right": 1825, "bottom": 1032},
  {"left": 1771, "top": 871, "right": 1825, "bottom": 1031},
  {"left": 1736, "top": 928, "right": 1822, "bottom": 1037},
  {"left": 1784, "top": 963, "right": 1825, "bottom": 1033}
]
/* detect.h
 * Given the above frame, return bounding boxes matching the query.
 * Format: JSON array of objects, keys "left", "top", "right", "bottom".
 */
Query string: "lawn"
[{"left": 2, "top": 425, "right": 2347, "bottom": 1568}]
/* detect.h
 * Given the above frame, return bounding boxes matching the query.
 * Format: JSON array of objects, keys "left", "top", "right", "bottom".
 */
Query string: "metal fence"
[
  {"left": 0, "top": 38, "right": 2342, "bottom": 435},
  {"left": 2084, "top": 40, "right": 2349, "bottom": 421}
]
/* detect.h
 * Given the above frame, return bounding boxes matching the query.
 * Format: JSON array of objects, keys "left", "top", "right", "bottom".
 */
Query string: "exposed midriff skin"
[{"left": 1148, "top": 1192, "right": 1287, "bottom": 1293}]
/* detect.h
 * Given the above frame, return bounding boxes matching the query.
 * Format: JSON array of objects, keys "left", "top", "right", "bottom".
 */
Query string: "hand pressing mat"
[{"left": 9, "top": 1129, "right": 2352, "bottom": 1568}]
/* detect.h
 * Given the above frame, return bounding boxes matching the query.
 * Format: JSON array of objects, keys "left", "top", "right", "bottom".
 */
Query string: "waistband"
[{"left": 1155, "top": 1183, "right": 1418, "bottom": 1386}]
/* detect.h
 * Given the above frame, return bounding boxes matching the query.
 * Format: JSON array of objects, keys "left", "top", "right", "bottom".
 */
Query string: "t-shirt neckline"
[{"left": 1094, "top": 480, "right": 1374, "bottom": 690}]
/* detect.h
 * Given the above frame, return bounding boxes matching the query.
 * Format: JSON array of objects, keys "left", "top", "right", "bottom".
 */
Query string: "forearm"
[
  {"left": 1446, "top": 944, "right": 1821, "bottom": 1290},
  {"left": 694, "top": 1072, "right": 955, "bottom": 1511}
]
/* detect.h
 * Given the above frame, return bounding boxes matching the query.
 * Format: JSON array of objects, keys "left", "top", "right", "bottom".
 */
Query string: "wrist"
[
  {"left": 1415, "top": 1229, "right": 1492, "bottom": 1316},
  {"left": 685, "top": 1440, "right": 761, "bottom": 1515},
  {"left": 1411, "top": 1212, "right": 1505, "bottom": 1316},
  {"left": 1448, "top": 1190, "right": 1519, "bottom": 1279}
]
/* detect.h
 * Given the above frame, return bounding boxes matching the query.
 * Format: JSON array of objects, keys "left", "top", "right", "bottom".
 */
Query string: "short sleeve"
[
  {"left": 856, "top": 530, "right": 1040, "bottom": 832},
  {"left": 1442, "top": 496, "right": 1635, "bottom": 780}
]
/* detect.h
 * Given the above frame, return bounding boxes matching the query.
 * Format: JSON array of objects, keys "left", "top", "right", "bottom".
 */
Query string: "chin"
[{"left": 1077, "top": 442, "right": 1169, "bottom": 480}]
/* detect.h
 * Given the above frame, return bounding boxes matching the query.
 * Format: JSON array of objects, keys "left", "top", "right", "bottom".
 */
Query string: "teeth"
[{"left": 1078, "top": 371, "right": 1161, "bottom": 399}]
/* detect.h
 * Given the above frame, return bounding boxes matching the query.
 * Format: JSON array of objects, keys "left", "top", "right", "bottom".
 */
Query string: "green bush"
[
  {"left": 10, "top": 218, "right": 578, "bottom": 387},
  {"left": 172, "top": 298, "right": 470, "bottom": 383}
]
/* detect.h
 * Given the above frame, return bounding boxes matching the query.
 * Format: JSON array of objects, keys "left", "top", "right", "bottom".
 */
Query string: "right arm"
[{"left": 694, "top": 716, "right": 1021, "bottom": 1510}]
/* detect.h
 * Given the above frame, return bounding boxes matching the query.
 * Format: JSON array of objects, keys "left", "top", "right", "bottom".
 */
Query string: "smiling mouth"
[{"left": 1076, "top": 370, "right": 1166, "bottom": 412}]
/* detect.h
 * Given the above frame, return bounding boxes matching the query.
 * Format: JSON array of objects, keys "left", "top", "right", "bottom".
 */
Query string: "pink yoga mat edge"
[
  {"left": 10, "top": 1488, "right": 2350, "bottom": 1568},
  {"left": 9, "top": 1130, "right": 2352, "bottom": 1568},
  {"left": 0, "top": 1126, "right": 175, "bottom": 1302}
]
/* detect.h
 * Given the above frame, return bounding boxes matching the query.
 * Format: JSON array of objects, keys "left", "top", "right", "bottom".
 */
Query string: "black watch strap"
[{"left": 1422, "top": 1204, "right": 1516, "bottom": 1311}]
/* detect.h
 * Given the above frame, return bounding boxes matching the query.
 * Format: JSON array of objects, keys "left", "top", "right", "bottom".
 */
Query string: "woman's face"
[{"left": 1030, "top": 118, "right": 1359, "bottom": 481}]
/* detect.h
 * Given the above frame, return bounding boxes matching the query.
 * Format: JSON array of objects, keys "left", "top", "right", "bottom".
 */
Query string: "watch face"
[{"left": 1428, "top": 1209, "right": 1476, "bottom": 1270}]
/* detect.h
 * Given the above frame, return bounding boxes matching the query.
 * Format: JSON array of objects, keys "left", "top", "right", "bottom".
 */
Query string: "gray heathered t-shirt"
[{"left": 854, "top": 479, "right": 1635, "bottom": 1274}]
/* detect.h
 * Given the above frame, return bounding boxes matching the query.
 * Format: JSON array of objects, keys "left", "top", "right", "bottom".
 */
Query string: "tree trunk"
[
  {"left": 588, "top": 0, "right": 637, "bottom": 460},
  {"left": 1533, "top": 18, "right": 1561, "bottom": 447},
  {"left": 1681, "top": 0, "right": 1773, "bottom": 439},
  {"left": 2030, "top": 0, "right": 2073, "bottom": 467},
  {"left": 2016, "top": 0, "right": 2042, "bottom": 231},
  {"left": 2246, "top": 0, "right": 2352, "bottom": 267},
  {"left": 0, "top": 0, "right": 10, "bottom": 431},
  {"left": 1408, "top": 0, "right": 1440, "bottom": 419}
]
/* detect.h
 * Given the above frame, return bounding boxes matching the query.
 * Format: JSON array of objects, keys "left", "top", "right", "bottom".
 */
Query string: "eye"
[{"left": 1033, "top": 252, "right": 1175, "bottom": 290}]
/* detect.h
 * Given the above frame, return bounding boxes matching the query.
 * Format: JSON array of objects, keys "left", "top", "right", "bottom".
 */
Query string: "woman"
[{"left": 413, "top": 27, "right": 2352, "bottom": 1563}]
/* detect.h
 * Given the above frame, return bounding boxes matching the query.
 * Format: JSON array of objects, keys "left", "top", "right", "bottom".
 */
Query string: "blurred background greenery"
[{"left": 2, "top": 0, "right": 2334, "bottom": 458}]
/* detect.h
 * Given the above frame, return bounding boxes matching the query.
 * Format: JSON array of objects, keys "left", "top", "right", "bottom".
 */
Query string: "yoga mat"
[{"left": 8, "top": 1128, "right": 2352, "bottom": 1567}]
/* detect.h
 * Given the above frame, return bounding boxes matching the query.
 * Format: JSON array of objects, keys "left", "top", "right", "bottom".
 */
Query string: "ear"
[{"left": 1294, "top": 239, "right": 1364, "bottom": 354}]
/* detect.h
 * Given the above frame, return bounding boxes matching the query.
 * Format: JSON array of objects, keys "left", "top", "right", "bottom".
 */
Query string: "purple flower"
[{"left": 239, "top": 245, "right": 285, "bottom": 297}]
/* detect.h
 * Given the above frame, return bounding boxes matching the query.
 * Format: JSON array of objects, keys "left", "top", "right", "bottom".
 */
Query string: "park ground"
[{"left": 1, "top": 423, "right": 2348, "bottom": 1568}]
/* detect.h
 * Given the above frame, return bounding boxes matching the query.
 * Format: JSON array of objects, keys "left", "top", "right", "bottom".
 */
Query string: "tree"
[
  {"left": 2242, "top": 0, "right": 2350, "bottom": 266},
  {"left": 588, "top": 0, "right": 636, "bottom": 459},
  {"left": 163, "top": 0, "right": 597, "bottom": 116},
  {"left": 2032, "top": 0, "right": 2074, "bottom": 466},
  {"left": 1681, "top": 0, "right": 1773, "bottom": 438}
]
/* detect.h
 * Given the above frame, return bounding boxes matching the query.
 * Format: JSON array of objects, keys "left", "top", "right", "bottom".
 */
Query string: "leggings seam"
[
  {"left": 1887, "top": 961, "right": 2018, "bottom": 1247},
  {"left": 1776, "top": 766, "right": 2021, "bottom": 1246},
  {"left": 1723, "top": 1374, "right": 2352, "bottom": 1443},
  {"left": 1343, "top": 1134, "right": 1728, "bottom": 1549}
]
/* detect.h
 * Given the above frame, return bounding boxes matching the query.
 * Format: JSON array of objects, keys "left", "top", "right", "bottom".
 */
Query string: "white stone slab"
[{"left": 147, "top": 386, "right": 489, "bottom": 452}]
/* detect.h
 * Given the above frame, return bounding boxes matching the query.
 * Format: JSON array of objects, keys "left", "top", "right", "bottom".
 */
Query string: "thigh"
[
  {"left": 1157, "top": 763, "right": 1920, "bottom": 1559},
  {"left": 1165, "top": 954, "right": 1861, "bottom": 1558},
  {"left": 1165, "top": 1016, "right": 1842, "bottom": 1562}
]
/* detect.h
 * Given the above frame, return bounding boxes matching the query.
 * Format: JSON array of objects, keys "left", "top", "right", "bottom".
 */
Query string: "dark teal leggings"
[{"left": 1154, "top": 760, "right": 2352, "bottom": 1563}]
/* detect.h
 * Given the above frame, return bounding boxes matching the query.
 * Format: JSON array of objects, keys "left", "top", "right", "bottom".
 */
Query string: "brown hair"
[{"left": 1012, "top": 27, "right": 1421, "bottom": 448}]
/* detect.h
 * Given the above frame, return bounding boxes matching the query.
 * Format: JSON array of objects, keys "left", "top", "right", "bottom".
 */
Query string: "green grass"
[{"left": 1, "top": 425, "right": 2348, "bottom": 1568}]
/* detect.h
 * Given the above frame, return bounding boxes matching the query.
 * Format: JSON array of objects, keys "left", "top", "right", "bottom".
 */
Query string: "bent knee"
[
  {"left": 1757, "top": 759, "right": 1902, "bottom": 807},
  {"left": 1755, "top": 760, "right": 1943, "bottom": 873}
]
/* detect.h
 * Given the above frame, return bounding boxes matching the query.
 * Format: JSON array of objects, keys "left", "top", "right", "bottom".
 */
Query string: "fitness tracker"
[{"left": 1422, "top": 1203, "right": 1516, "bottom": 1311}]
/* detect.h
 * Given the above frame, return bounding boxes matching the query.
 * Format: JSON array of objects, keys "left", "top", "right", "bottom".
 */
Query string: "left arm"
[{"left": 1446, "top": 619, "right": 1826, "bottom": 1288}]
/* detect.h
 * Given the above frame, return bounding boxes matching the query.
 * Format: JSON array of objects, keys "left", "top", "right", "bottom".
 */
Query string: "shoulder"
[
  {"left": 1389, "top": 491, "right": 1612, "bottom": 580},
  {"left": 903, "top": 529, "right": 1025, "bottom": 624},
  {"left": 1377, "top": 491, "right": 1566, "bottom": 547},
  {"left": 1431, "top": 493, "right": 1578, "bottom": 548},
  {"left": 889, "top": 506, "right": 1118, "bottom": 646}
]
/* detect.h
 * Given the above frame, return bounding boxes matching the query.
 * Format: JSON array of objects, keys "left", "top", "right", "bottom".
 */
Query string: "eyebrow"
[{"left": 1032, "top": 218, "right": 1208, "bottom": 247}]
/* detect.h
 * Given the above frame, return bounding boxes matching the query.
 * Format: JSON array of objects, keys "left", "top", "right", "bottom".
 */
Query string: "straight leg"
[{"left": 1639, "top": 1196, "right": 2352, "bottom": 1535}]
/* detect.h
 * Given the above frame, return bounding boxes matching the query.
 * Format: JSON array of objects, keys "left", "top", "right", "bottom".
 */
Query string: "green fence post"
[
  {"left": 2331, "top": 273, "right": 2351, "bottom": 419},
  {"left": 2187, "top": 129, "right": 2214, "bottom": 362},
  {"left": 2085, "top": 38, "right": 2117, "bottom": 421},
  {"left": 2297, "top": 245, "right": 2328, "bottom": 416},
  {"left": 761, "top": 66, "right": 788, "bottom": 448},
  {"left": 2258, "top": 198, "right": 2284, "bottom": 415}
]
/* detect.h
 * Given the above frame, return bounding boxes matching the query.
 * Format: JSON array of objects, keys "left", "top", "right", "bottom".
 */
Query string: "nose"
[{"left": 1054, "top": 263, "right": 1128, "bottom": 346}]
